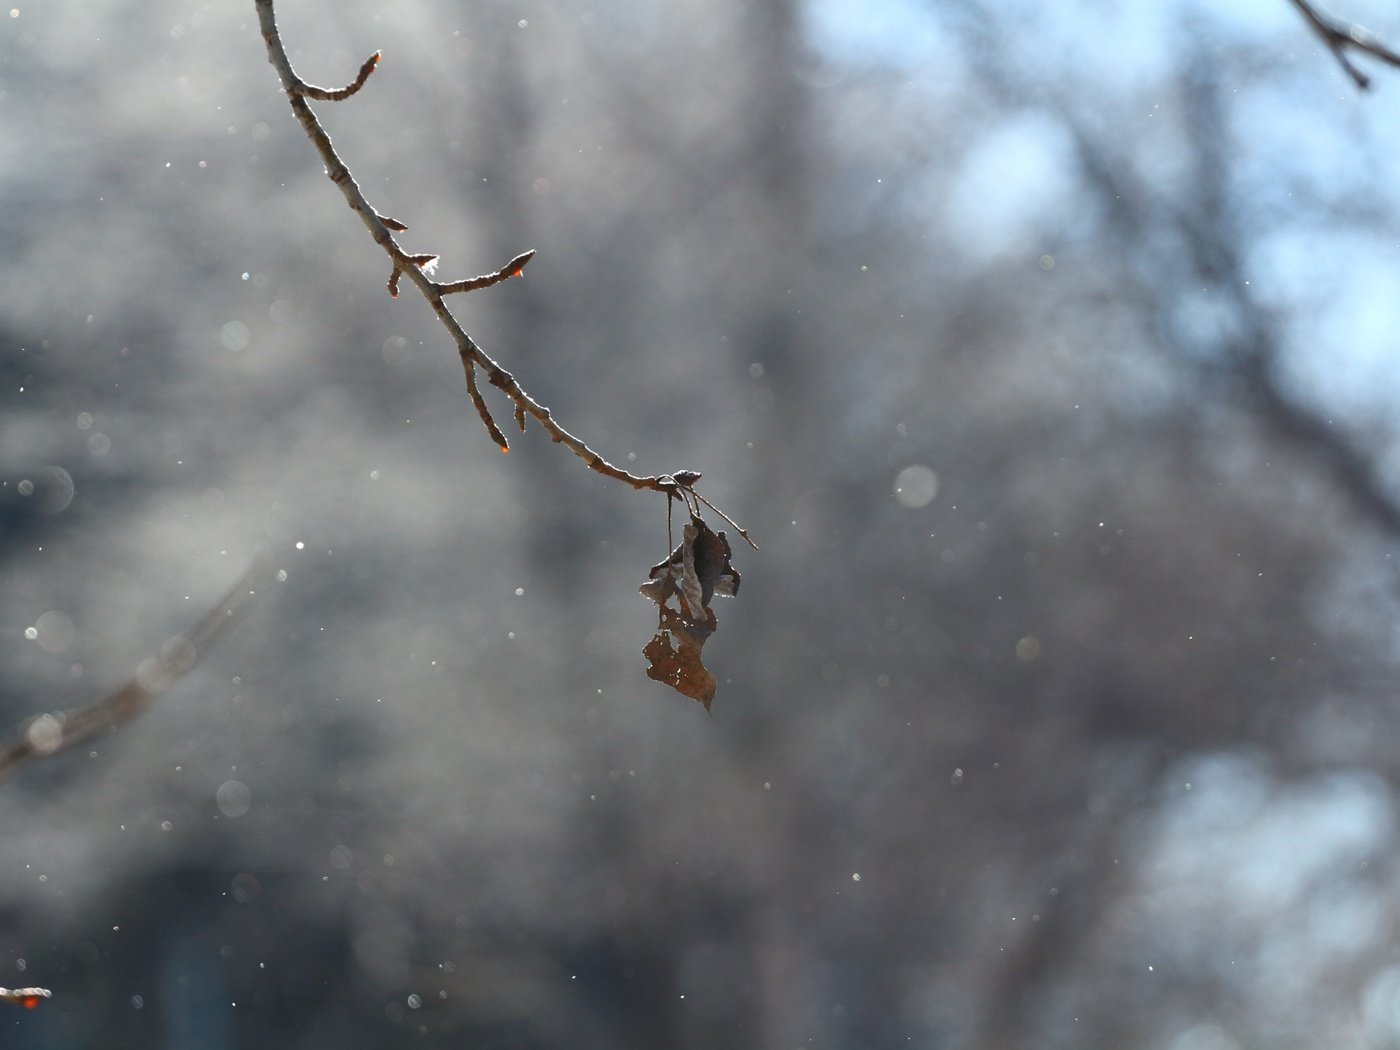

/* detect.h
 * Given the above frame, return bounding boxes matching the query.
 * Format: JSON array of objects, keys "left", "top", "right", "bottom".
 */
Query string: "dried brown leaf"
[
  {"left": 644, "top": 621, "right": 717, "bottom": 710},
  {"left": 639, "top": 513, "right": 740, "bottom": 710}
]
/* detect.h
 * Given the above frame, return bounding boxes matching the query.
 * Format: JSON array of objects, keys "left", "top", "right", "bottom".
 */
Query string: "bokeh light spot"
[
  {"left": 894, "top": 465, "right": 938, "bottom": 508},
  {"left": 34, "top": 610, "right": 75, "bottom": 653},
  {"left": 216, "top": 780, "right": 252, "bottom": 818},
  {"left": 220, "top": 320, "right": 251, "bottom": 352}
]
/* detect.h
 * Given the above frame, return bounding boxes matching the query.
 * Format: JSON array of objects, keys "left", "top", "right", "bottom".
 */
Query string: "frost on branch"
[{"left": 639, "top": 513, "right": 741, "bottom": 711}]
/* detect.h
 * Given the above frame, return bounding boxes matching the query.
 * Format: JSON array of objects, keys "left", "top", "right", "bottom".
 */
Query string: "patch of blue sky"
[
  {"left": 1231, "top": 83, "right": 1386, "bottom": 205},
  {"left": 1250, "top": 228, "right": 1400, "bottom": 414},
  {"left": 804, "top": 0, "right": 1179, "bottom": 91},
  {"left": 802, "top": 0, "right": 944, "bottom": 70},
  {"left": 1144, "top": 752, "right": 1393, "bottom": 922},
  {"left": 940, "top": 110, "right": 1082, "bottom": 264},
  {"left": 1187, "top": 0, "right": 1306, "bottom": 37}
]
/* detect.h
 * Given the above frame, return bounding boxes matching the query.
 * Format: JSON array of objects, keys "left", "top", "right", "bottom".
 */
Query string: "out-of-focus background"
[{"left": 5, "top": 0, "right": 1400, "bottom": 1046}]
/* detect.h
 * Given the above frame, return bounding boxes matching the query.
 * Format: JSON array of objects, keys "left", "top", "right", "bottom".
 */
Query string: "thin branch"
[
  {"left": 253, "top": 1, "right": 669, "bottom": 489},
  {"left": 0, "top": 556, "right": 274, "bottom": 783},
  {"left": 659, "top": 472, "right": 757, "bottom": 552},
  {"left": 1288, "top": 0, "right": 1400, "bottom": 90},
  {"left": 689, "top": 489, "right": 759, "bottom": 550}
]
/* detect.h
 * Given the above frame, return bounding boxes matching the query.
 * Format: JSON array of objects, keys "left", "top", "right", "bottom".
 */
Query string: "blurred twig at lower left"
[{"left": 0, "top": 556, "right": 274, "bottom": 783}]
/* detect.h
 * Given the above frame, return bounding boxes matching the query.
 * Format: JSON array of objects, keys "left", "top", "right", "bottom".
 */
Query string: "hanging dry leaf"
[
  {"left": 639, "top": 514, "right": 741, "bottom": 710},
  {"left": 642, "top": 612, "right": 717, "bottom": 707}
]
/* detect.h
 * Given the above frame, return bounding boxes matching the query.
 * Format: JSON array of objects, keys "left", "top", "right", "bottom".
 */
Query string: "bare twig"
[
  {"left": 438, "top": 249, "right": 538, "bottom": 296},
  {"left": 463, "top": 355, "right": 510, "bottom": 453},
  {"left": 252, "top": 0, "right": 749, "bottom": 542},
  {"left": 660, "top": 472, "right": 758, "bottom": 550},
  {"left": 0, "top": 556, "right": 274, "bottom": 782},
  {"left": 1288, "top": 0, "right": 1400, "bottom": 90},
  {"left": 298, "top": 49, "right": 381, "bottom": 101}
]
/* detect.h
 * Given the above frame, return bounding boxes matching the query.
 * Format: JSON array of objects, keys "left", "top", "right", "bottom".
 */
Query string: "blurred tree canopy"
[{"left": 5, "top": 1, "right": 1400, "bottom": 1047}]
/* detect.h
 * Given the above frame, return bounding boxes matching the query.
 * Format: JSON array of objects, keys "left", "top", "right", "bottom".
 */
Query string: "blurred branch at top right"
[{"left": 1287, "top": 0, "right": 1400, "bottom": 89}]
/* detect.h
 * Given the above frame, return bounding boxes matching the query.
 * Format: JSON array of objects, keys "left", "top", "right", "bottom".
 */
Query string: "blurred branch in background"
[
  {"left": 928, "top": 5, "right": 1400, "bottom": 1046},
  {"left": 0, "top": 555, "right": 273, "bottom": 783},
  {"left": 1288, "top": 0, "right": 1400, "bottom": 90},
  {"left": 1064, "top": 81, "right": 1400, "bottom": 538}
]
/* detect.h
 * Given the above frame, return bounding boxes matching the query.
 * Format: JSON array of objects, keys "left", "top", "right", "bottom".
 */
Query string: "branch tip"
[
  {"left": 463, "top": 358, "right": 509, "bottom": 452},
  {"left": 297, "top": 48, "right": 382, "bottom": 101},
  {"left": 437, "top": 249, "right": 538, "bottom": 296}
]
